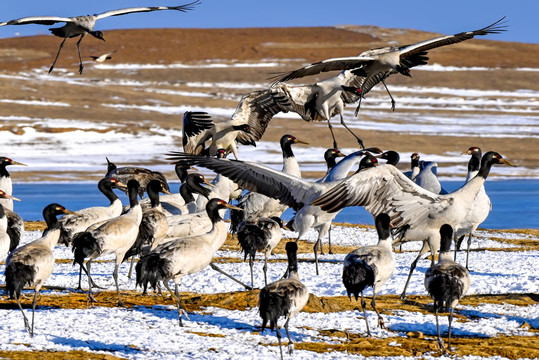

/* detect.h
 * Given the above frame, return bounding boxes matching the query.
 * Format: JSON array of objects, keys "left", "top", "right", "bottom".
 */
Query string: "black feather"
[
  {"left": 135, "top": 253, "right": 171, "bottom": 293},
  {"left": 342, "top": 259, "right": 375, "bottom": 301},
  {"left": 5, "top": 262, "right": 36, "bottom": 300},
  {"left": 427, "top": 270, "right": 465, "bottom": 312},
  {"left": 237, "top": 222, "right": 267, "bottom": 261},
  {"left": 258, "top": 287, "right": 292, "bottom": 331},
  {"left": 72, "top": 231, "right": 101, "bottom": 265}
]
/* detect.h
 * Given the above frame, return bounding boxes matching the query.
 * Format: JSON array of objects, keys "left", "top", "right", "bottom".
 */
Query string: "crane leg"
[
  {"left": 371, "top": 292, "right": 385, "bottom": 329},
  {"left": 326, "top": 118, "right": 339, "bottom": 149},
  {"left": 249, "top": 257, "right": 255, "bottom": 289},
  {"left": 275, "top": 323, "right": 284, "bottom": 360},
  {"left": 263, "top": 255, "right": 268, "bottom": 286},
  {"left": 86, "top": 260, "right": 97, "bottom": 304},
  {"left": 435, "top": 306, "right": 444, "bottom": 351},
  {"left": 284, "top": 317, "right": 295, "bottom": 355},
  {"left": 360, "top": 291, "right": 371, "bottom": 337},
  {"left": 339, "top": 113, "right": 365, "bottom": 149},
  {"left": 400, "top": 243, "right": 429, "bottom": 299},
  {"left": 465, "top": 233, "right": 473, "bottom": 270},
  {"left": 313, "top": 239, "right": 320, "bottom": 276},
  {"left": 76, "top": 34, "right": 84, "bottom": 74},
  {"left": 210, "top": 262, "right": 252, "bottom": 290},
  {"left": 164, "top": 281, "right": 189, "bottom": 326},
  {"left": 113, "top": 263, "right": 124, "bottom": 307},
  {"left": 49, "top": 38, "right": 67, "bottom": 74},
  {"left": 447, "top": 307, "right": 455, "bottom": 352},
  {"left": 328, "top": 226, "right": 333, "bottom": 255},
  {"left": 127, "top": 256, "right": 135, "bottom": 280},
  {"left": 16, "top": 296, "right": 31, "bottom": 335},
  {"left": 354, "top": 91, "right": 364, "bottom": 117},
  {"left": 381, "top": 80, "right": 396, "bottom": 111},
  {"left": 30, "top": 289, "right": 39, "bottom": 337}
]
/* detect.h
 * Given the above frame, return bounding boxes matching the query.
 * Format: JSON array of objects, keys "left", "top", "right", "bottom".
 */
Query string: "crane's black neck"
[
  {"left": 0, "top": 204, "right": 5, "bottom": 219},
  {"left": 0, "top": 162, "right": 9, "bottom": 178},
  {"left": 98, "top": 179, "right": 119, "bottom": 206},
  {"left": 175, "top": 164, "right": 190, "bottom": 183},
  {"left": 285, "top": 242, "right": 299, "bottom": 278},
  {"left": 43, "top": 204, "right": 62, "bottom": 230},
  {"left": 179, "top": 183, "right": 195, "bottom": 204},
  {"left": 127, "top": 180, "right": 140, "bottom": 208},
  {"left": 206, "top": 199, "right": 225, "bottom": 224},
  {"left": 468, "top": 150, "right": 482, "bottom": 172},
  {"left": 411, "top": 155, "right": 419, "bottom": 170},
  {"left": 324, "top": 149, "right": 339, "bottom": 170},
  {"left": 375, "top": 213, "right": 391, "bottom": 240},
  {"left": 439, "top": 224, "right": 453, "bottom": 253},
  {"left": 280, "top": 136, "right": 296, "bottom": 159},
  {"left": 477, "top": 152, "right": 497, "bottom": 179},
  {"left": 186, "top": 174, "right": 211, "bottom": 199},
  {"left": 146, "top": 181, "right": 162, "bottom": 209}
]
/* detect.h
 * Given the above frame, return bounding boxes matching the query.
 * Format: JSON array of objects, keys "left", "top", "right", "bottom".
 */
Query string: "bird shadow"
[{"left": 48, "top": 335, "right": 143, "bottom": 355}]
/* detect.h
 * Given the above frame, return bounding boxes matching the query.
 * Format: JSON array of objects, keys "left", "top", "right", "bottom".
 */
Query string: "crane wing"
[
  {"left": 311, "top": 165, "right": 453, "bottom": 231},
  {"left": 271, "top": 56, "right": 374, "bottom": 83},
  {"left": 166, "top": 153, "right": 328, "bottom": 211},
  {"left": 232, "top": 89, "right": 291, "bottom": 144},
  {"left": 95, "top": 1, "right": 200, "bottom": 20},
  {"left": 182, "top": 111, "right": 214, "bottom": 155},
  {"left": 0, "top": 16, "right": 73, "bottom": 26}
]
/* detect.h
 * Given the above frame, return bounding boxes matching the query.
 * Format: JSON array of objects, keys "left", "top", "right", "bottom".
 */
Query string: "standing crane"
[{"left": 5, "top": 203, "right": 78, "bottom": 337}]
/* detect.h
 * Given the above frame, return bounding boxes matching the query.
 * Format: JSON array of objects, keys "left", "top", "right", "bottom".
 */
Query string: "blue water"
[{"left": 11, "top": 180, "right": 539, "bottom": 229}]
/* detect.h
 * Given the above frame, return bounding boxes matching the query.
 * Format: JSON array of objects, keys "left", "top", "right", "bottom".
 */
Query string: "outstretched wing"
[
  {"left": 271, "top": 56, "right": 374, "bottom": 83},
  {"left": 96, "top": 1, "right": 201, "bottom": 19},
  {"left": 399, "top": 17, "right": 507, "bottom": 58},
  {"left": 166, "top": 152, "right": 327, "bottom": 211},
  {"left": 232, "top": 89, "right": 291, "bottom": 144},
  {"left": 273, "top": 83, "right": 327, "bottom": 122},
  {"left": 0, "top": 16, "right": 72, "bottom": 26},
  {"left": 182, "top": 111, "right": 214, "bottom": 155},
  {"left": 311, "top": 164, "right": 453, "bottom": 231}
]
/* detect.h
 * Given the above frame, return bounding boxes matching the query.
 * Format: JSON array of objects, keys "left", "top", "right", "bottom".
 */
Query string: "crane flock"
[{"left": 0, "top": 3, "right": 516, "bottom": 355}]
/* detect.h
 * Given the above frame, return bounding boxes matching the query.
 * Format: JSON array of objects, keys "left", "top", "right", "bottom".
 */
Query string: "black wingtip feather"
[{"left": 5, "top": 262, "right": 36, "bottom": 300}]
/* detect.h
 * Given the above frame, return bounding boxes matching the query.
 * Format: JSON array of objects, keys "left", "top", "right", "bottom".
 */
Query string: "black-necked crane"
[
  {"left": 194, "top": 149, "right": 242, "bottom": 211},
  {"left": 230, "top": 134, "right": 308, "bottom": 235},
  {"left": 167, "top": 149, "right": 379, "bottom": 275},
  {"left": 414, "top": 161, "right": 447, "bottom": 194},
  {"left": 454, "top": 146, "right": 489, "bottom": 268},
  {"left": 57, "top": 177, "right": 126, "bottom": 290},
  {"left": 183, "top": 111, "right": 253, "bottom": 159},
  {"left": 0, "top": 157, "right": 26, "bottom": 252},
  {"left": 0, "top": 156, "right": 26, "bottom": 211},
  {"left": 58, "top": 177, "right": 125, "bottom": 246},
  {"left": 425, "top": 224, "right": 470, "bottom": 352},
  {"left": 5, "top": 203, "right": 77, "bottom": 337},
  {"left": 135, "top": 198, "right": 242, "bottom": 326},
  {"left": 259, "top": 241, "right": 309, "bottom": 360},
  {"left": 342, "top": 213, "right": 395, "bottom": 336},
  {"left": 403, "top": 153, "right": 420, "bottom": 180},
  {"left": 270, "top": 72, "right": 365, "bottom": 148},
  {"left": 72, "top": 179, "right": 142, "bottom": 306},
  {"left": 311, "top": 151, "right": 513, "bottom": 299},
  {"left": 137, "top": 173, "right": 212, "bottom": 216},
  {"left": 237, "top": 216, "right": 288, "bottom": 288},
  {"left": 273, "top": 18, "right": 506, "bottom": 112},
  {"left": 106, "top": 157, "right": 169, "bottom": 198},
  {"left": 0, "top": 190, "right": 20, "bottom": 261},
  {"left": 0, "top": 1, "right": 200, "bottom": 74},
  {"left": 376, "top": 150, "right": 400, "bottom": 166},
  {"left": 124, "top": 179, "right": 170, "bottom": 279}
]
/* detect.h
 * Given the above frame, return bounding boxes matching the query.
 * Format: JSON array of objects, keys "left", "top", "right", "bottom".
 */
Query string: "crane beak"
[
  {"left": 8, "top": 194, "right": 21, "bottom": 202},
  {"left": 203, "top": 180, "right": 215, "bottom": 188},
  {"left": 335, "top": 150, "right": 346, "bottom": 157},
  {"left": 364, "top": 147, "right": 383, "bottom": 154},
  {"left": 62, "top": 208, "right": 80, "bottom": 216},
  {"left": 9, "top": 160, "right": 26, "bottom": 166},
  {"left": 162, "top": 189, "right": 172, "bottom": 195},
  {"left": 224, "top": 203, "right": 243, "bottom": 211},
  {"left": 190, "top": 166, "right": 199, "bottom": 171},
  {"left": 114, "top": 180, "right": 128, "bottom": 189},
  {"left": 500, "top": 158, "right": 516, "bottom": 167},
  {"left": 294, "top": 138, "right": 309, "bottom": 145},
  {"left": 460, "top": 150, "right": 472, "bottom": 155}
]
